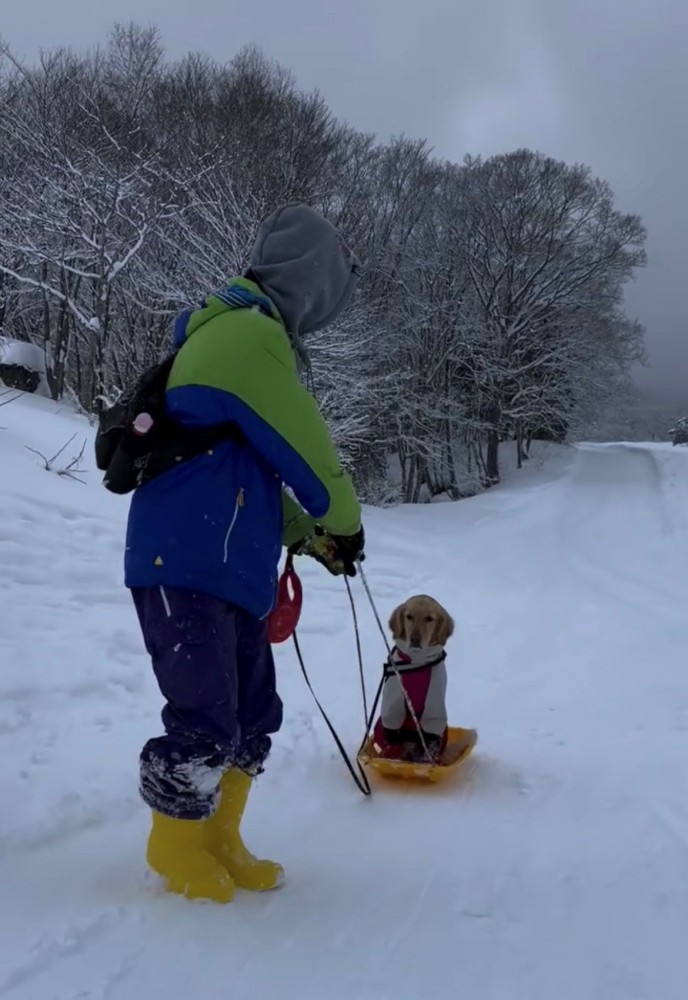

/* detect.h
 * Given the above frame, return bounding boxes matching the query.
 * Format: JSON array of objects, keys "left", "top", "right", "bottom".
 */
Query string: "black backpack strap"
[
  {"left": 131, "top": 419, "right": 242, "bottom": 489},
  {"left": 96, "top": 350, "right": 245, "bottom": 494}
]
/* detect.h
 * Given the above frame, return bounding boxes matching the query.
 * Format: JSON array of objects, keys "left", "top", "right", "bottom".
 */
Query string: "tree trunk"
[
  {"left": 40, "top": 264, "right": 55, "bottom": 396},
  {"left": 443, "top": 418, "right": 460, "bottom": 497},
  {"left": 516, "top": 424, "right": 526, "bottom": 468},
  {"left": 485, "top": 428, "right": 500, "bottom": 486},
  {"left": 0, "top": 271, "right": 6, "bottom": 334},
  {"left": 410, "top": 453, "right": 428, "bottom": 503}
]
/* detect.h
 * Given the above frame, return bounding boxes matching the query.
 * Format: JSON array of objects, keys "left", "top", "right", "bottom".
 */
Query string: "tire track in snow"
[
  {"left": 0, "top": 795, "right": 142, "bottom": 856},
  {"left": 0, "top": 909, "right": 137, "bottom": 998},
  {"left": 556, "top": 444, "right": 686, "bottom": 626}
]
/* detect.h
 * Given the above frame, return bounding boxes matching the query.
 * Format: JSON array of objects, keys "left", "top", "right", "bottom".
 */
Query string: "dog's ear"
[
  {"left": 388, "top": 603, "right": 407, "bottom": 641},
  {"left": 432, "top": 608, "right": 455, "bottom": 647}
]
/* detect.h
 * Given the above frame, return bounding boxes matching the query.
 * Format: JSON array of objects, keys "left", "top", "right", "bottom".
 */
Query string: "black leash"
[{"left": 292, "top": 628, "right": 378, "bottom": 796}]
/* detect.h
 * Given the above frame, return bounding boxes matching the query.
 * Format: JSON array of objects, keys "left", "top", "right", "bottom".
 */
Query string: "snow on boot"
[
  {"left": 205, "top": 769, "right": 284, "bottom": 891},
  {"left": 147, "top": 810, "right": 235, "bottom": 903}
]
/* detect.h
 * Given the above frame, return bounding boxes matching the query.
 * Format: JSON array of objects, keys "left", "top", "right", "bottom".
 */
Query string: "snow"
[
  {"left": 0, "top": 337, "right": 46, "bottom": 374},
  {"left": 1, "top": 393, "right": 687, "bottom": 1000}
]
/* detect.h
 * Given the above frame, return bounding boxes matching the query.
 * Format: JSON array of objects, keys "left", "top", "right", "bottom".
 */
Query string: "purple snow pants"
[{"left": 132, "top": 586, "right": 283, "bottom": 820}]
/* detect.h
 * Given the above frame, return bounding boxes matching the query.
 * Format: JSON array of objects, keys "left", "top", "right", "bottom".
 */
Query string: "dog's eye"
[
  {"left": 405, "top": 613, "right": 413, "bottom": 620},
  {"left": 425, "top": 616, "right": 434, "bottom": 623}
]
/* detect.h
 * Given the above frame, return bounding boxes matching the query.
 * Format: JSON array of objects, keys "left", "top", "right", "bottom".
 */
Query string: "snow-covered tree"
[
  {"left": 0, "top": 27, "right": 648, "bottom": 503},
  {"left": 669, "top": 417, "right": 688, "bottom": 446},
  {"left": 450, "top": 150, "right": 646, "bottom": 483}
]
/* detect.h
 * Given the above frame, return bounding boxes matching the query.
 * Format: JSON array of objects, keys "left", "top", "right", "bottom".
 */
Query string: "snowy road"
[{"left": 1, "top": 395, "right": 687, "bottom": 1000}]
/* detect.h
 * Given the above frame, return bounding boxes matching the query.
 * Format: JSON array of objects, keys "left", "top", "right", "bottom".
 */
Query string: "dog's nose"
[{"left": 409, "top": 633, "right": 421, "bottom": 648}]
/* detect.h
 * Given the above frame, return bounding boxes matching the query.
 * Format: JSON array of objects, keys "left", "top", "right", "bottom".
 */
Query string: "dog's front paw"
[{"left": 415, "top": 736, "right": 442, "bottom": 763}]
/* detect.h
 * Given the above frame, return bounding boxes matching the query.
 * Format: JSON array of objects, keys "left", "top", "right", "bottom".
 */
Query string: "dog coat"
[{"left": 373, "top": 642, "right": 448, "bottom": 752}]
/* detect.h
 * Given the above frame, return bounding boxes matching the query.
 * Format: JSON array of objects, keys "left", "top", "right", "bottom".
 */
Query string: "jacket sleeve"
[
  {"left": 282, "top": 490, "right": 315, "bottom": 548},
  {"left": 167, "top": 310, "right": 361, "bottom": 537}
]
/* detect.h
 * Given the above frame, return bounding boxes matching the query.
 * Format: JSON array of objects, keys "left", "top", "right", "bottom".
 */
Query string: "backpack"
[{"left": 95, "top": 352, "right": 241, "bottom": 495}]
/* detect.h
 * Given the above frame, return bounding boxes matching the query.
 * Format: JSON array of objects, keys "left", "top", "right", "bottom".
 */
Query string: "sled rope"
[
  {"left": 292, "top": 627, "right": 373, "bottom": 797},
  {"left": 356, "top": 561, "right": 392, "bottom": 656},
  {"left": 290, "top": 568, "right": 386, "bottom": 796},
  {"left": 343, "top": 572, "right": 369, "bottom": 724}
]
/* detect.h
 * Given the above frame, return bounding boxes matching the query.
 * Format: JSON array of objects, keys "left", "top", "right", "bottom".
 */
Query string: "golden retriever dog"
[
  {"left": 372, "top": 595, "right": 454, "bottom": 762},
  {"left": 388, "top": 594, "right": 454, "bottom": 651}
]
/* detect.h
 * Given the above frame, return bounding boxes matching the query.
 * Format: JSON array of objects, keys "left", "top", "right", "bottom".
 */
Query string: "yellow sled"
[{"left": 357, "top": 726, "right": 478, "bottom": 784}]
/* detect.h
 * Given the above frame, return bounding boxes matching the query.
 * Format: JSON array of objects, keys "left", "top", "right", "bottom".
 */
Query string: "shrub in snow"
[
  {"left": 669, "top": 416, "right": 688, "bottom": 446},
  {"left": 25, "top": 433, "right": 88, "bottom": 483}
]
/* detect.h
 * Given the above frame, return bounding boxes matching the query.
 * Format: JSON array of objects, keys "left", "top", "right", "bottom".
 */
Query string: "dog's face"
[{"left": 388, "top": 595, "right": 454, "bottom": 650}]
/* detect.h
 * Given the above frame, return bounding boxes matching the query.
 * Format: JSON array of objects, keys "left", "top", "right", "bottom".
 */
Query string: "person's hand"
[
  {"left": 289, "top": 527, "right": 346, "bottom": 576},
  {"left": 289, "top": 525, "right": 364, "bottom": 577},
  {"left": 329, "top": 525, "right": 365, "bottom": 576}
]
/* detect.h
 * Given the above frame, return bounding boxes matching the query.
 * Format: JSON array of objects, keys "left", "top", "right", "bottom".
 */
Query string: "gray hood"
[{"left": 249, "top": 204, "right": 361, "bottom": 338}]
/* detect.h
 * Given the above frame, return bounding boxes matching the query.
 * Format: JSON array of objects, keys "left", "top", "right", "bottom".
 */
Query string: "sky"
[{"left": 2, "top": 0, "right": 687, "bottom": 401}]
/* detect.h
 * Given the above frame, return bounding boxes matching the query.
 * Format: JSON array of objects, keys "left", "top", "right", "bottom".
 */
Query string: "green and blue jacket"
[{"left": 124, "top": 279, "right": 361, "bottom": 618}]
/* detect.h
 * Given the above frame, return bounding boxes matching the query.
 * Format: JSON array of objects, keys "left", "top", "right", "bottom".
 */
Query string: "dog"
[{"left": 372, "top": 595, "right": 454, "bottom": 763}]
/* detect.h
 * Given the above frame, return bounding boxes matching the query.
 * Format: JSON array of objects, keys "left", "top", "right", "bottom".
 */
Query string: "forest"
[{"left": 0, "top": 24, "right": 647, "bottom": 501}]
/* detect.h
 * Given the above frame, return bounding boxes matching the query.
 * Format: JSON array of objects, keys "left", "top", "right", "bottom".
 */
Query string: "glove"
[
  {"left": 329, "top": 526, "right": 365, "bottom": 576},
  {"left": 289, "top": 527, "right": 347, "bottom": 576},
  {"left": 289, "top": 525, "right": 364, "bottom": 578}
]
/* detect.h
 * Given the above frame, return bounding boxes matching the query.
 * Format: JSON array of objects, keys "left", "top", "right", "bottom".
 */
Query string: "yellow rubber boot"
[
  {"left": 205, "top": 769, "right": 284, "bottom": 891},
  {"left": 147, "top": 810, "right": 235, "bottom": 903}
]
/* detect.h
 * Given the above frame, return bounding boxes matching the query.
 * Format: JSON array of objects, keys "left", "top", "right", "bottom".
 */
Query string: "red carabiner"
[{"left": 267, "top": 555, "right": 303, "bottom": 643}]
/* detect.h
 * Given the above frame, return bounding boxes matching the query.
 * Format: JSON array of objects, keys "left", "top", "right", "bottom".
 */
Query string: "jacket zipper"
[{"left": 223, "top": 488, "right": 244, "bottom": 563}]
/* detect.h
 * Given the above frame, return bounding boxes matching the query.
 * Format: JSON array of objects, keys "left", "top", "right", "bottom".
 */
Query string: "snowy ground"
[{"left": 1, "top": 390, "right": 687, "bottom": 1000}]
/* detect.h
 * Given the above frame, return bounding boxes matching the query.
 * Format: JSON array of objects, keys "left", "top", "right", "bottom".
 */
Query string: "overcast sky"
[{"left": 3, "top": 0, "right": 687, "bottom": 399}]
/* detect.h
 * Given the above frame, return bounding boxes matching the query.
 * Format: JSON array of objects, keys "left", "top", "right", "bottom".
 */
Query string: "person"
[{"left": 124, "top": 204, "right": 365, "bottom": 903}]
